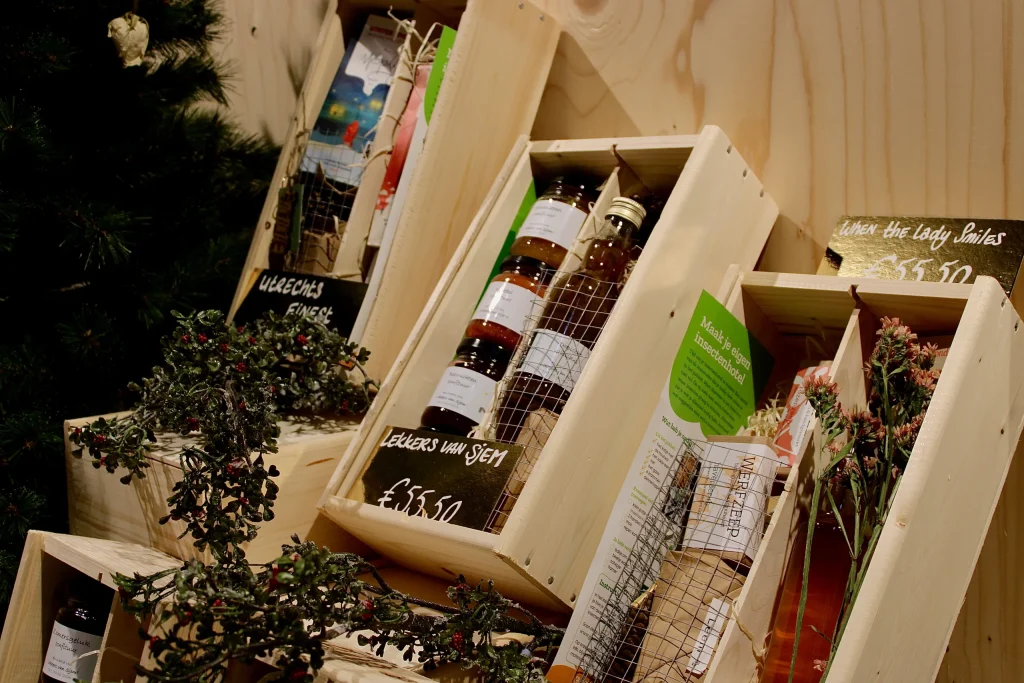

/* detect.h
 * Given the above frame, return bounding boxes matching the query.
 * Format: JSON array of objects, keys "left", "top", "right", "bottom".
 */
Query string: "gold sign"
[
  {"left": 360, "top": 426, "right": 524, "bottom": 530},
  {"left": 823, "top": 216, "right": 1024, "bottom": 294}
]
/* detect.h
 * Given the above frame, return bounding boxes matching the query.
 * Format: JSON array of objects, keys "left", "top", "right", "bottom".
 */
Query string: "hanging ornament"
[{"left": 107, "top": 12, "right": 150, "bottom": 67}]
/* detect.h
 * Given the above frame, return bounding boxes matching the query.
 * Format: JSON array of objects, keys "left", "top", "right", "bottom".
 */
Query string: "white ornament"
[{"left": 108, "top": 12, "right": 150, "bottom": 67}]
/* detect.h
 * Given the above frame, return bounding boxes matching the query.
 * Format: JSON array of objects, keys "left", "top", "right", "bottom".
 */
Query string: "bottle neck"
[{"left": 594, "top": 215, "right": 638, "bottom": 242}]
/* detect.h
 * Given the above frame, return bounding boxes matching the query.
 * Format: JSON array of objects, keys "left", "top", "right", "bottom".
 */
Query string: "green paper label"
[
  {"left": 670, "top": 291, "right": 773, "bottom": 436},
  {"left": 424, "top": 26, "right": 457, "bottom": 124}
]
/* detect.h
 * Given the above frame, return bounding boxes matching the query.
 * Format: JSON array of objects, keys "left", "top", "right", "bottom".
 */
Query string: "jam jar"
[
  {"left": 420, "top": 338, "right": 513, "bottom": 437},
  {"left": 509, "top": 177, "right": 596, "bottom": 269},
  {"left": 464, "top": 255, "right": 552, "bottom": 350}
]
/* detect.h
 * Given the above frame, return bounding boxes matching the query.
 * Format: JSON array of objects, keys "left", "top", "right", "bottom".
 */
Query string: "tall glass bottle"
[
  {"left": 494, "top": 197, "right": 646, "bottom": 443},
  {"left": 760, "top": 512, "right": 852, "bottom": 683},
  {"left": 41, "top": 578, "right": 111, "bottom": 683}
]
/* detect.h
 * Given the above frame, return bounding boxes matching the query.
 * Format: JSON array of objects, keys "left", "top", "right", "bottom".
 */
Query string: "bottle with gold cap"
[{"left": 494, "top": 197, "right": 647, "bottom": 442}]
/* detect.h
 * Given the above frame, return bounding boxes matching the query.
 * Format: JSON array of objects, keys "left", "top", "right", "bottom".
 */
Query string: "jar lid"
[
  {"left": 456, "top": 337, "right": 513, "bottom": 362},
  {"left": 499, "top": 254, "right": 546, "bottom": 273},
  {"left": 606, "top": 197, "right": 647, "bottom": 228}
]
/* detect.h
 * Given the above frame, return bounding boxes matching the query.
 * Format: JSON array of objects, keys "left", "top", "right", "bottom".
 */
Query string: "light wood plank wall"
[
  {"left": 214, "top": 0, "right": 329, "bottom": 144},
  {"left": 531, "top": 0, "right": 1024, "bottom": 275}
]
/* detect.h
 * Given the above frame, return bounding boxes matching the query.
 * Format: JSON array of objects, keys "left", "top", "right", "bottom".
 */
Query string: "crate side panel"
[
  {"left": 0, "top": 531, "right": 48, "bottom": 682},
  {"left": 937, "top": 434, "right": 1024, "bottom": 682},
  {"left": 323, "top": 498, "right": 568, "bottom": 612}
]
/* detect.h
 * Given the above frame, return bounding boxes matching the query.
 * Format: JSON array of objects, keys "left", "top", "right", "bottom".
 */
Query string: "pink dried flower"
[
  {"left": 918, "top": 342, "right": 940, "bottom": 370},
  {"left": 911, "top": 367, "right": 938, "bottom": 392}
]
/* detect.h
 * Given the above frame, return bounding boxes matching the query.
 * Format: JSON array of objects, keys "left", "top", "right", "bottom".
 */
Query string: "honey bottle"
[{"left": 494, "top": 197, "right": 646, "bottom": 443}]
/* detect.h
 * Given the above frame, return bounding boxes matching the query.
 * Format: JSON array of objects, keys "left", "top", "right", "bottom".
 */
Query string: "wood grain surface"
[
  {"left": 531, "top": 0, "right": 1024, "bottom": 278},
  {"left": 215, "top": 0, "right": 329, "bottom": 143}
]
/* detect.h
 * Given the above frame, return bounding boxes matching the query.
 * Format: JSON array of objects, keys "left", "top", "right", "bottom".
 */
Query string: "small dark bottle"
[
  {"left": 420, "top": 338, "right": 513, "bottom": 437},
  {"left": 465, "top": 255, "right": 552, "bottom": 350},
  {"left": 494, "top": 197, "right": 646, "bottom": 443},
  {"left": 41, "top": 578, "right": 111, "bottom": 683},
  {"left": 509, "top": 177, "right": 596, "bottom": 269}
]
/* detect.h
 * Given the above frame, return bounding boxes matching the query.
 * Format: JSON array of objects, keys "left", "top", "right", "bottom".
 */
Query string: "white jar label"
[
  {"left": 516, "top": 200, "right": 587, "bottom": 251},
  {"left": 471, "top": 281, "right": 540, "bottom": 335},
  {"left": 517, "top": 329, "right": 592, "bottom": 393},
  {"left": 42, "top": 621, "right": 103, "bottom": 683},
  {"left": 427, "top": 367, "right": 498, "bottom": 423}
]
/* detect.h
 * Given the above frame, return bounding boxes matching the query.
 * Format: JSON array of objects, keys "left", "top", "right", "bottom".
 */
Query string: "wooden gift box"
[
  {"left": 699, "top": 273, "right": 1024, "bottom": 683},
  {"left": 229, "top": 0, "right": 561, "bottom": 381},
  {"left": 318, "top": 127, "right": 779, "bottom": 611},
  {"left": 0, "top": 532, "right": 185, "bottom": 683},
  {"left": 64, "top": 416, "right": 360, "bottom": 564},
  {"left": 0, "top": 533, "right": 493, "bottom": 682}
]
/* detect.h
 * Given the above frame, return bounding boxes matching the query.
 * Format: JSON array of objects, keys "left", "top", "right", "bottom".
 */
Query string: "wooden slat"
[
  {"left": 321, "top": 498, "right": 568, "bottom": 613},
  {"left": 357, "top": 0, "right": 561, "bottom": 380}
]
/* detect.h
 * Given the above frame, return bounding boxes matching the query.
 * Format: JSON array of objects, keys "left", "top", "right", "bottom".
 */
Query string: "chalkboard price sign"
[
  {"left": 825, "top": 216, "right": 1024, "bottom": 294},
  {"left": 234, "top": 269, "right": 368, "bottom": 336},
  {"left": 360, "top": 427, "right": 524, "bottom": 531}
]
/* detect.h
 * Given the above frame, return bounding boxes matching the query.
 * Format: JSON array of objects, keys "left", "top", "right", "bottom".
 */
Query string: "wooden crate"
[
  {"left": 318, "top": 127, "right": 779, "bottom": 611},
  {"left": 229, "top": 0, "right": 561, "bottom": 381},
  {"left": 0, "top": 532, "right": 180, "bottom": 683},
  {"left": 64, "top": 416, "right": 362, "bottom": 564},
  {"left": 699, "top": 273, "right": 1024, "bottom": 683}
]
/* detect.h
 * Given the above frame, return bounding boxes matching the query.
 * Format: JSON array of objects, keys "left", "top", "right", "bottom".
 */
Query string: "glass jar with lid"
[
  {"left": 464, "top": 255, "right": 552, "bottom": 350},
  {"left": 509, "top": 177, "right": 597, "bottom": 269},
  {"left": 494, "top": 197, "right": 647, "bottom": 443},
  {"left": 420, "top": 338, "right": 513, "bottom": 437}
]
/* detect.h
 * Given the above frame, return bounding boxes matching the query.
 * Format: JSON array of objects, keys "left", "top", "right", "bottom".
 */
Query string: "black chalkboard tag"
[
  {"left": 826, "top": 216, "right": 1024, "bottom": 294},
  {"left": 360, "top": 426, "right": 524, "bottom": 531},
  {"left": 233, "top": 268, "right": 368, "bottom": 337}
]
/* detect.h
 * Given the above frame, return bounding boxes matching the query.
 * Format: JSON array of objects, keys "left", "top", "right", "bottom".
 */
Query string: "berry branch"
[
  {"left": 67, "top": 310, "right": 563, "bottom": 681},
  {"left": 68, "top": 310, "right": 374, "bottom": 561}
]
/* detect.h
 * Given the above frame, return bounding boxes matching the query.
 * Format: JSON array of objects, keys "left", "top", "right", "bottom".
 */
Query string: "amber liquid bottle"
[
  {"left": 41, "top": 578, "right": 111, "bottom": 683},
  {"left": 760, "top": 513, "right": 852, "bottom": 683},
  {"left": 494, "top": 197, "right": 646, "bottom": 443}
]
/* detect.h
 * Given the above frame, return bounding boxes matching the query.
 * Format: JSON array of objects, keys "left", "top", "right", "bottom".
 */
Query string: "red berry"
[
  {"left": 93, "top": 434, "right": 106, "bottom": 445},
  {"left": 220, "top": 343, "right": 229, "bottom": 353},
  {"left": 98, "top": 456, "right": 106, "bottom": 465},
  {"left": 181, "top": 334, "right": 191, "bottom": 343},
  {"left": 452, "top": 631, "right": 464, "bottom": 651},
  {"left": 289, "top": 670, "right": 306, "bottom": 681},
  {"left": 237, "top": 400, "right": 246, "bottom": 410},
  {"left": 213, "top": 599, "right": 223, "bottom": 608},
  {"left": 237, "top": 326, "right": 245, "bottom": 333},
  {"left": 149, "top": 635, "right": 159, "bottom": 645},
  {"left": 235, "top": 362, "right": 247, "bottom": 372},
  {"left": 248, "top": 336, "right": 257, "bottom": 344},
  {"left": 73, "top": 427, "right": 81, "bottom": 437},
  {"left": 296, "top": 334, "right": 308, "bottom": 346},
  {"left": 198, "top": 334, "right": 208, "bottom": 343},
  {"left": 186, "top": 417, "right": 200, "bottom": 431},
  {"left": 239, "top": 497, "right": 249, "bottom": 505}
]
